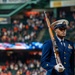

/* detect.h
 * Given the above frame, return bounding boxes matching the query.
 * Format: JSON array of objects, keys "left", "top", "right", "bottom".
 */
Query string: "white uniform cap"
[{"left": 51, "top": 19, "right": 69, "bottom": 29}]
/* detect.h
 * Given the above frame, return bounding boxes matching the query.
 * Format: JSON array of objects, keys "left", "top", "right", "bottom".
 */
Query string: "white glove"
[{"left": 54, "top": 63, "right": 65, "bottom": 72}]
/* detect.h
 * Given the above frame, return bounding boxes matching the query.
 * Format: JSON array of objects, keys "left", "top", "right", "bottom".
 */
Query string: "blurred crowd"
[
  {"left": 0, "top": 12, "right": 45, "bottom": 43},
  {"left": 0, "top": 51, "right": 46, "bottom": 75},
  {"left": 0, "top": 59, "right": 46, "bottom": 75}
]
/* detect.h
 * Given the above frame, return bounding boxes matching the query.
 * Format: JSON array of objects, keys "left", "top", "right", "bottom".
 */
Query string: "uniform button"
[
  {"left": 64, "top": 52, "right": 66, "bottom": 54},
  {"left": 64, "top": 62, "right": 66, "bottom": 64},
  {"left": 64, "top": 57, "right": 66, "bottom": 59},
  {"left": 46, "top": 64, "right": 48, "bottom": 66}
]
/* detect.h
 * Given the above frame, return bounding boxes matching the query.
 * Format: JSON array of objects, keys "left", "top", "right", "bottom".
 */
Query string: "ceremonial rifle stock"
[{"left": 44, "top": 11, "right": 62, "bottom": 64}]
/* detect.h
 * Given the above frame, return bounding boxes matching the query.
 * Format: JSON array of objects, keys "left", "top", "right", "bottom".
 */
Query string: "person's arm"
[{"left": 41, "top": 40, "right": 55, "bottom": 71}]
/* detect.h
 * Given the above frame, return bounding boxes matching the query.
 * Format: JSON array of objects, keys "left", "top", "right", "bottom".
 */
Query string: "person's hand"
[{"left": 54, "top": 63, "right": 65, "bottom": 72}]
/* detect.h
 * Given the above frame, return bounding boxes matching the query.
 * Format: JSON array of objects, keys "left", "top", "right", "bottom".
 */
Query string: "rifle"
[{"left": 44, "top": 11, "right": 62, "bottom": 64}]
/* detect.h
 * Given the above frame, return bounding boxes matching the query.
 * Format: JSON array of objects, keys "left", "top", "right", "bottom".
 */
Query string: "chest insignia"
[{"left": 68, "top": 44, "right": 73, "bottom": 49}]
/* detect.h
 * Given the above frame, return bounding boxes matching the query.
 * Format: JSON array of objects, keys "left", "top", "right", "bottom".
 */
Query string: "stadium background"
[{"left": 0, "top": 0, "right": 75, "bottom": 75}]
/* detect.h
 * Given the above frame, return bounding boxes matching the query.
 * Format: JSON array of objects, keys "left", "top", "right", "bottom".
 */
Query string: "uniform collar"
[{"left": 56, "top": 35, "right": 64, "bottom": 42}]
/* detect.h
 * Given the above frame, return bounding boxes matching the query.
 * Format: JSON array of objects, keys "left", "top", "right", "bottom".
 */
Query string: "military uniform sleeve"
[{"left": 41, "top": 40, "right": 55, "bottom": 71}]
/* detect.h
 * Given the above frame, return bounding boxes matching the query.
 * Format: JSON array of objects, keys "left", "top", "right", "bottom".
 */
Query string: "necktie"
[{"left": 61, "top": 40, "right": 65, "bottom": 49}]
